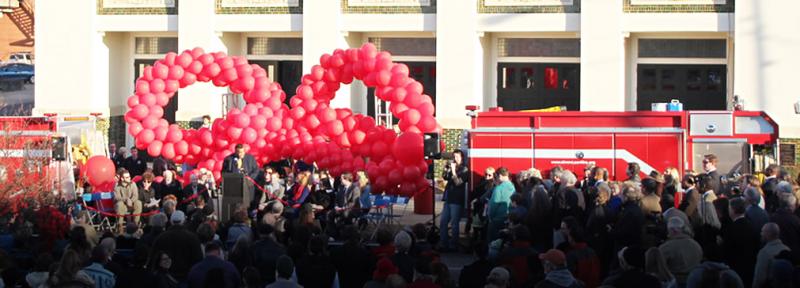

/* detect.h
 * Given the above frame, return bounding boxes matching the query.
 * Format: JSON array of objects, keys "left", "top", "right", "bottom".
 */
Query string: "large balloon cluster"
[{"left": 124, "top": 43, "right": 439, "bottom": 196}]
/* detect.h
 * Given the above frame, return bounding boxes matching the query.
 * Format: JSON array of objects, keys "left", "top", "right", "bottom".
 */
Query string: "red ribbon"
[
  {"left": 82, "top": 192, "right": 200, "bottom": 218},
  {"left": 244, "top": 175, "right": 289, "bottom": 206}
]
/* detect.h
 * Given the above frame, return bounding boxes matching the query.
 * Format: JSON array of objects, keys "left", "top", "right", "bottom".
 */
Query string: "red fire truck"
[{"left": 466, "top": 108, "right": 779, "bottom": 184}]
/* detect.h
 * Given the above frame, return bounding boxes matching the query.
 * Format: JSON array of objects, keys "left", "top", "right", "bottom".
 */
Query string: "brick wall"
[
  {"left": 341, "top": 0, "right": 436, "bottom": 14},
  {"left": 478, "top": 0, "right": 581, "bottom": 13},
  {"left": 780, "top": 138, "right": 800, "bottom": 179},
  {"left": 623, "top": 0, "right": 734, "bottom": 13},
  {"left": 97, "top": 0, "right": 178, "bottom": 15},
  {"left": 432, "top": 128, "right": 464, "bottom": 179},
  {"left": 176, "top": 121, "right": 203, "bottom": 130},
  {"left": 215, "top": 0, "right": 303, "bottom": 14}
]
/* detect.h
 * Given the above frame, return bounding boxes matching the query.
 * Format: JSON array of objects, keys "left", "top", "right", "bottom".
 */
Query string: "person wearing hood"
[{"left": 535, "top": 249, "right": 583, "bottom": 288}]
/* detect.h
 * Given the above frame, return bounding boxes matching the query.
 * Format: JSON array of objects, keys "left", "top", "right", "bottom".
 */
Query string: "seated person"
[{"left": 114, "top": 169, "right": 142, "bottom": 228}]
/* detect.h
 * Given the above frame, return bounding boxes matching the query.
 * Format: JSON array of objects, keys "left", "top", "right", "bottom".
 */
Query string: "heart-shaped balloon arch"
[{"left": 125, "top": 43, "right": 438, "bottom": 197}]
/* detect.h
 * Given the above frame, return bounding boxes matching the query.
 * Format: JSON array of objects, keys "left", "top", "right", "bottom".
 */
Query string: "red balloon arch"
[{"left": 124, "top": 43, "right": 438, "bottom": 197}]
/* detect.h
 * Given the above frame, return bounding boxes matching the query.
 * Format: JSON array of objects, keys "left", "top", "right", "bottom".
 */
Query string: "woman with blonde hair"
[
  {"left": 356, "top": 170, "right": 372, "bottom": 211},
  {"left": 645, "top": 247, "right": 676, "bottom": 288}
]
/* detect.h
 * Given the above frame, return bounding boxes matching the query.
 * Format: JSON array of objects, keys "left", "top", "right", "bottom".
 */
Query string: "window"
[
  {"left": 135, "top": 37, "right": 178, "bottom": 55},
  {"left": 638, "top": 39, "right": 726, "bottom": 58},
  {"left": 368, "top": 38, "right": 436, "bottom": 57},
  {"left": 247, "top": 37, "right": 303, "bottom": 56},
  {"left": 499, "top": 38, "right": 580, "bottom": 58}
]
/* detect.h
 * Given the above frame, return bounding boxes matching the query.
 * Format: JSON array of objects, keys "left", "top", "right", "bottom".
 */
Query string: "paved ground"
[{"left": 0, "top": 83, "right": 34, "bottom": 116}]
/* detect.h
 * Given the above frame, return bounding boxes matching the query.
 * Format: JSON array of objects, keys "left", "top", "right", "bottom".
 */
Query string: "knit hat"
[
  {"left": 373, "top": 257, "right": 399, "bottom": 281},
  {"left": 170, "top": 210, "right": 186, "bottom": 224},
  {"left": 539, "top": 249, "right": 566, "bottom": 266}
]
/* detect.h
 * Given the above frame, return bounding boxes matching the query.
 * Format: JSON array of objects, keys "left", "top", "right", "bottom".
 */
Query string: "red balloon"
[
  {"left": 148, "top": 140, "right": 163, "bottom": 156},
  {"left": 403, "top": 165, "right": 421, "bottom": 181},
  {"left": 393, "top": 132, "right": 424, "bottom": 164},
  {"left": 162, "top": 142, "right": 176, "bottom": 159},
  {"left": 85, "top": 156, "right": 116, "bottom": 187}
]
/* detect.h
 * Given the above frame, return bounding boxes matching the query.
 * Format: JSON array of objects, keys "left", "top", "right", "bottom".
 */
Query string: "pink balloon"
[
  {"left": 132, "top": 104, "right": 149, "bottom": 120},
  {"left": 162, "top": 142, "right": 175, "bottom": 159},
  {"left": 166, "top": 128, "right": 182, "bottom": 143},
  {"left": 148, "top": 140, "right": 163, "bottom": 156},
  {"left": 242, "top": 127, "right": 257, "bottom": 144},
  {"left": 175, "top": 140, "right": 189, "bottom": 155}
]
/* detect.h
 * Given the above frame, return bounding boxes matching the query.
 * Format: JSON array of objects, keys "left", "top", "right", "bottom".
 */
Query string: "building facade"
[{"left": 34, "top": 0, "right": 800, "bottom": 167}]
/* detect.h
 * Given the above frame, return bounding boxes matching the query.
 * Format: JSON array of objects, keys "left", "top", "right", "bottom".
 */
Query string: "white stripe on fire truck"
[
  {"left": 0, "top": 149, "right": 52, "bottom": 158},
  {"left": 469, "top": 148, "right": 655, "bottom": 175}
]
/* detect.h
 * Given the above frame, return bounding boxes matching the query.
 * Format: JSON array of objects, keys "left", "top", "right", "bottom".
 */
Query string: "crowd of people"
[{"left": 1, "top": 141, "right": 800, "bottom": 288}]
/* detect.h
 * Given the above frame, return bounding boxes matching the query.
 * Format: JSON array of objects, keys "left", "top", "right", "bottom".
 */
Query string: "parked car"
[
  {"left": 0, "top": 63, "right": 34, "bottom": 84},
  {"left": 7, "top": 52, "right": 34, "bottom": 65}
]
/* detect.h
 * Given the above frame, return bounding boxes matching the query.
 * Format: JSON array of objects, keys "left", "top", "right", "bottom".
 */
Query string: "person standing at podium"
[{"left": 223, "top": 144, "right": 259, "bottom": 179}]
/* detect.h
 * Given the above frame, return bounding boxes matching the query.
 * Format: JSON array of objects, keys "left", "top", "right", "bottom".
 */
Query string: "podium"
[{"left": 221, "top": 173, "right": 253, "bottom": 223}]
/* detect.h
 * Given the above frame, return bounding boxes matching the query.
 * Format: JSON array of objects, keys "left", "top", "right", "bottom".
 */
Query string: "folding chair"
[
  {"left": 94, "top": 192, "right": 116, "bottom": 232},
  {"left": 364, "top": 195, "right": 392, "bottom": 240},
  {"left": 385, "top": 196, "right": 410, "bottom": 225}
]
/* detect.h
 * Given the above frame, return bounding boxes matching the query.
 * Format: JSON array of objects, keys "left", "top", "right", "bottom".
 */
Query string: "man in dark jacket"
[
  {"left": 701, "top": 154, "right": 722, "bottom": 196},
  {"left": 150, "top": 211, "right": 204, "bottom": 282},
  {"left": 332, "top": 226, "right": 373, "bottom": 288},
  {"left": 251, "top": 223, "right": 286, "bottom": 286},
  {"left": 124, "top": 147, "right": 147, "bottom": 177},
  {"left": 535, "top": 249, "right": 582, "bottom": 288},
  {"left": 744, "top": 187, "right": 770, "bottom": 234},
  {"left": 761, "top": 164, "right": 781, "bottom": 213},
  {"left": 721, "top": 197, "right": 759, "bottom": 285},
  {"left": 610, "top": 184, "right": 645, "bottom": 253},
  {"left": 439, "top": 149, "right": 470, "bottom": 251},
  {"left": 187, "top": 242, "right": 240, "bottom": 288},
  {"left": 602, "top": 246, "right": 660, "bottom": 288},
  {"left": 770, "top": 191, "right": 800, "bottom": 255}
]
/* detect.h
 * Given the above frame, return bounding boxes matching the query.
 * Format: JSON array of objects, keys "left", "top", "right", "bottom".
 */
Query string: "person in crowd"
[
  {"left": 228, "top": 236, "right": 253, "bottom": 273},
  {"left": 47, "top": 250, "right": 95, "bottom": 287},
  {"left": 602, "top": 246, "right": 660, "bottom": 288},
  {"left": 701, "top": 154, "right": 722, "bottom": 196},
  {"left": 753, "top": 222, "right": 790, "bottom": 288},
  {"left": 226, "top": 209, "right": 253, "bottom": 250},
  {"left": 222, "top": 144, "right": 259, "bottom": 180},
  {"left": 113, "top": 146, "right": 128, "bottom": 170},
  {"left": 769, "top": 190, "right": 800, "bottom": 257},
  {"left": 109, "top": 143, "right": 118, "bottom": 160},
  {"left": 585, "top": 182, "right": 613, "bottom": 275},
  {"left": 488, "top": 167, "right": 515, "bottom": 242},
  {"left": 459, "top": 244, "right": 492, "bottom": 288},
  {"left": 66, "top": 225, "right": 93, "bottom": 264},
  {"left": 527, "top": 184, "right": 554, "bottom": 251},
  {"left": 762, "top": 164, "right": 782, "bottom": 213},
  {"left": 744, "top": 186, "right": 770, "bottom": 234},
  {"left": 116, "top": 245, "right": 155, "bottom": 288},
  {"left": 485, "top": 267, "right": 511, "bottom": 288},
  {"left": 82, "top": 246, "right": 116, "bottom": 288},
  {"left": 265, "top": 255, "right": 302, "bottom": 288},
  {"left": 296, "top": 235, "right": 337, "bottom": 288},
  {"left": 152, "top": 156, "right": 174, "bottom": 178},
  {"left": 125, "top": 147, "right": 147, "bottom": 177},
  {"left": 768, "top": 254, "right": 796, "bottom": 288},
  {"left": 287, "top": 171, "right": 312, "bottom": 211},
  {"left": 663, "top": 167, "right": 682, "bottom": 207},
  {"left": 149, "top": 250, "right": 180, "bottom": 288},
  {"left": 116, "top": 221, "right": 141, "bottom": 250},
  {"left": 610, "top": 182, "right": 645, "bottom": 253},
  {"left": 545, "top": 166, "right": 565, "bottom": 197},
  {"left": 658, "top": 217, "right": 702, "bottom": 286},
  {"left": 150, "top": 210, "right": 203, "bottom": 282},
  {"left": 252, "top": 223, "right": 287, "bottom": 286},
  {"left": 72, "top": 210, "right": 99, "bottom": 247},
  {"left": 139, "top": 170, "right": 160, "bottom": 213},
  {"left": 644, "top": 247, "right": 675, "bottom": 288},
  {"left": 498, "top": 225, "right": 542, "bottom": 286},
  {"left": 262, "top": 200, "right": 287, "bottom": 238},
  {"left": 200, "top": 115, "right": 212, "bottom": 129},
  {"left": 356, "top": 170, "right": 372, "bottom": 214},
  {"left": 721, "top": 197, "right": 759, "bottom": 285},
  {"left": 641, "top": 178, "right": 662, "bottom": 216},
  {"left": 692, "top": 174, "right": 722, "bottom": 261},
  {"left": 553, "top": 171, "right": 585, "bottom": 241},
  {"left": 115, "top": 169, "right": 142, "bottom": 230},
  {"left": 141, "top": 213, "right": 168, "bottom": 247},
  {"left": 372, "top": 228, "right": 397, "bottom": 259},
  {"left": 365, "top": 257, "right": 401, "bottom": 288},
  {"left": 335, "top": 172, "right": 361, "bottom": 216},
  {"left": 157, "top": 170, "right": 181, "bottom": 203},
  {"left": 331, "top": 225, "right": 372, "bottom": 288},
  {"left": 440, "top": 149, "right": 470, "bottom": 252},
  {"left": 241, "top": 266, "right": 261, "bottom": 288},
  {"left": 685, "top": 261, "right": 744, "bottom": 288},
  {"left": 257, "top": 165, "right": 285, "bottom": 209},
  {"left": 558, "top": 217, "right": 600, "bottom": 288},
  {"left": 535, "top": 249, "right": 582, "bottom": 288},
  {"left": 25, "top": 253, "right": 53, "bottom": 288},
  {"left": 392, "top": 230, "right": 416, "bottom": 283},
  {"left": 187, "top": 241, "right": 240, "bottom": 288},
  {"left": 626, "top": 162, "right": 641, "bottom": 183},
  {"left": 181, "top": 173, "right": 209, "bottom": 212},
  {"left": 408, "top": 255, "right": 439, "bottom": 288},
  {"left": 432, "top": 261, "right": 454, "bottom": 288}
]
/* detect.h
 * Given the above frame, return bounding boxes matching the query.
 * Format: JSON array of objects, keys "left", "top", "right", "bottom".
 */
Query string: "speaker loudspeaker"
[
  {"left": 52, "top": 136, "right": 67, "bottom": 161},
  {"left": 423, "top": 133, "right": 441, "bottom": 159}
]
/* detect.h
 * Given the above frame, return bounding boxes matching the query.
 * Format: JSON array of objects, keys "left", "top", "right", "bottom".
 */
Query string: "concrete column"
[
  {"left": 176, "top": 0, "right": 227, "bottom": 122},
  {"left": 303, "top": 0, "right": 353, "bottom": 109},
  {"left": 436, "top": 0, "right": 481, "bottom": 129},
  {"left": 580, "top": 0, "right": 625, "bottom": 112},
  {"left": 33, "top": 0, "right": 99, "bottom": 115},
  {"left": 734, "top": 0, "right": 800, "bottom": 138}
]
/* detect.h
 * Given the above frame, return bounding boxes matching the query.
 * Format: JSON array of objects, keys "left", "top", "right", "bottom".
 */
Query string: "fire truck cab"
[{"left": 466, "top": 108, "right": 779, "bottom": 185}]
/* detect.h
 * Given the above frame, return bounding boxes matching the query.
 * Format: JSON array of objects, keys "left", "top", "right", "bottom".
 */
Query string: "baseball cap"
[{"left": 539, "top": 249, "right": 566, "bottom": 266}]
